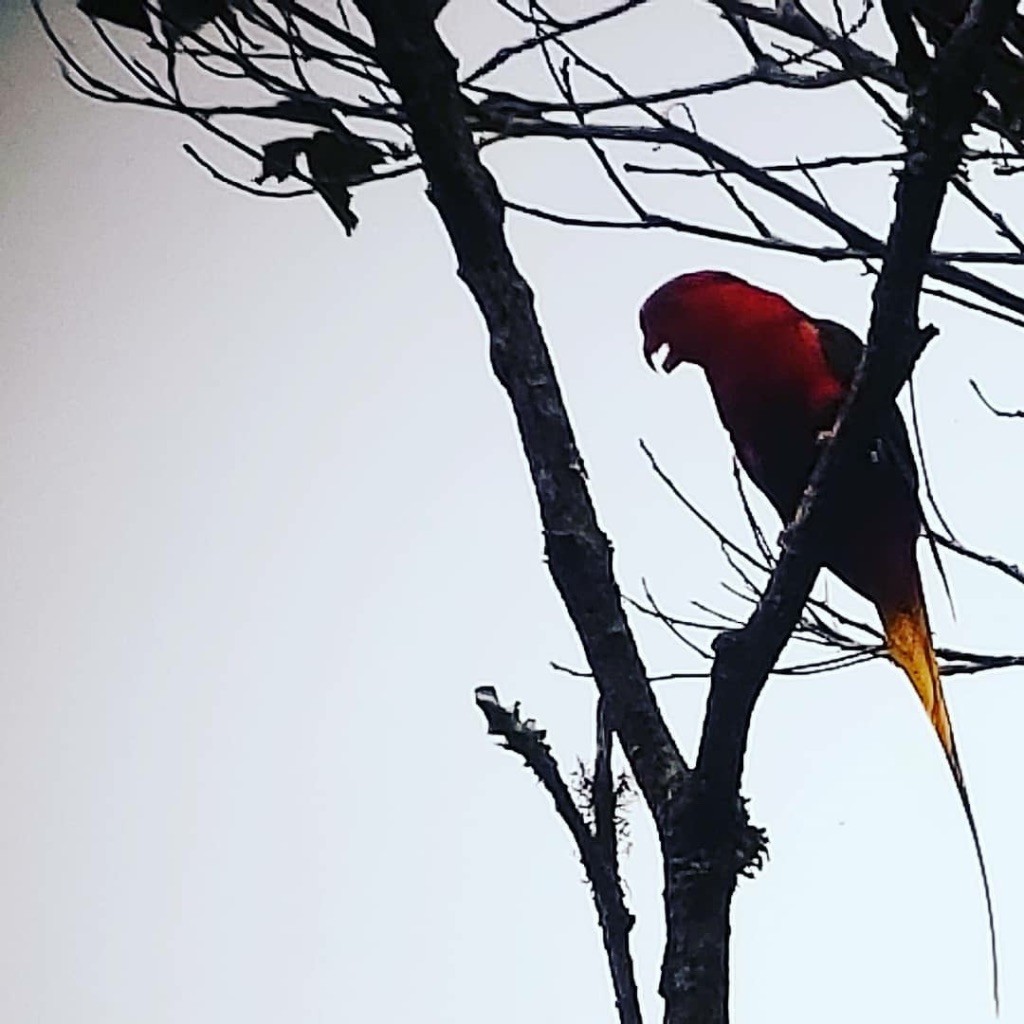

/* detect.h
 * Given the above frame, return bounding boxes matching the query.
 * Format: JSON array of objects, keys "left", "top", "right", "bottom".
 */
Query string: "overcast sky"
[{"left": 3, "top": 1, "right": 1024, "bottom": 1022}]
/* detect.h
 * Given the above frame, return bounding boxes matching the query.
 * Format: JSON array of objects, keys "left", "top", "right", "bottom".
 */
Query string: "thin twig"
[{"left": 970, "top": 378, "right": 1024, "bottom": 417}]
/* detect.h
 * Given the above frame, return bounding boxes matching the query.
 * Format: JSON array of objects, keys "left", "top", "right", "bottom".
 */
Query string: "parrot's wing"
[
  {"left": 813, "top": 318, "right": 919, "bottom": 491},
  {"left": 814, "top": 318, "right": 953, "bottom": 604},
  {"left": 814, "top": 317, "right": 863, "bottom": 387}
]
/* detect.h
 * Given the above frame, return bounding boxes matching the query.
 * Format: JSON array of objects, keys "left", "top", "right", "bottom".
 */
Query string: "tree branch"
[
  {"left": 475, "top": 686, "right": 642, "bottom": 1024},
  {"left": 594, "top": 696, "right": 620, "bottom": 880},
  {"left": 970, "top": 378, "right": 1024, "bottom": 417},
  {"left": 350, "top": 0, "right": 687, "bottom": 822}
]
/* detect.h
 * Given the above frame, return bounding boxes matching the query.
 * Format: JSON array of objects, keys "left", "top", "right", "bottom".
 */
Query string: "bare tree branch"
[
  {"left": 350, "top": 0, "right": 687, "bottom": 820},
  {"left": 475, "top": 686, "right": 642, "bottom": 1024},
  {"left": 463, "top": 0, "right": 647, "bottom": 85}
]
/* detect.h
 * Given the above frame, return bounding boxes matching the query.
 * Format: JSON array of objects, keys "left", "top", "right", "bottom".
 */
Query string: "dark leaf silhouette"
[
  {"left": 254, "top": 129, "right": 383, "bottom": 234},
  {"left": 77, "top": 0, "right": 150, "bottom": 34},
  {"left": 308, "top": 128, "right": 384, "bottom": 179},
  {"left": 161, "top": 0, "right": 231, "bottom": 42},
  {"left": 255, "top": 138, "right": 308, "bottom": 184},
  {"left": 306, "top": 129, "right": 384, "bottom": 235}
]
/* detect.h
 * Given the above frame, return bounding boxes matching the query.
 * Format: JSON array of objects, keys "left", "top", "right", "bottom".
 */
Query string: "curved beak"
[
  {"left": 643, "top": 331, "right": 665, "bottom": 371},
  {"left": 643, "top": 331, "right": 684, "bottom": 373},
  {"left": 662, "top": 348, "right": 684, "bottom": 372}
]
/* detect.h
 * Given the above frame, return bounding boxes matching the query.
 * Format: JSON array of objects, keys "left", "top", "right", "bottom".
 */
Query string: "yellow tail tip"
[
  {"left": 882, "top": 603, "right": 953, "bottom": 758},
  {"left": 880, "top": 600, "right": 999, "bottom": 1009}
]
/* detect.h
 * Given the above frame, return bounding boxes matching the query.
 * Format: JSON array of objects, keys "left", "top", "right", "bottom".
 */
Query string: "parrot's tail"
[
  {"left": 881, "top": 599, "right": 999, "bottom": 1011},
  {"left": 883, "top": 602, "right": 953, "bottom": 757}
]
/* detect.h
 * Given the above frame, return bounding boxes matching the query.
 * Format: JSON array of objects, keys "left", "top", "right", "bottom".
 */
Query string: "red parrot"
[{"left": 640, "top": 269, "right": 997, "bottom": 1000}]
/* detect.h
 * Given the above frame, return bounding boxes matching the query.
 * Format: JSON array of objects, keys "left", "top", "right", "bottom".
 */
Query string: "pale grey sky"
[{"left": 3, "top": 2, "right": 1024, "bottom": 1022}]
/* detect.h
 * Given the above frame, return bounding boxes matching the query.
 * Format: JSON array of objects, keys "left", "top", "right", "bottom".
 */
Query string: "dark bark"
[
  {"left": 882, "top": 0, "right": 931, "bottom": 85},
  {"left": 660, "top": 847, "right": 734, "bottom": 1024},
  {"left": 594, "top": 696, "right": 618, "bottom": 879}
]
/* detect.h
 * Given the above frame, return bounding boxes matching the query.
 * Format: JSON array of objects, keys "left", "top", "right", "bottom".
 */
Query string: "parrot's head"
[{"left": 640, "top": 270, "right": 793, "bottom": 373}]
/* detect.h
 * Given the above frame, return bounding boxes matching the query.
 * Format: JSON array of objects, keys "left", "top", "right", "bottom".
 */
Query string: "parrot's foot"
[{"left": 816, "top": 426, "right": 837, "bottom": 446}]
